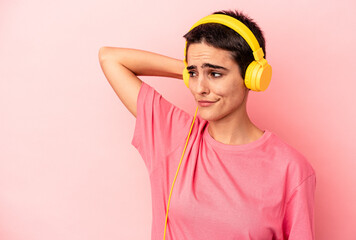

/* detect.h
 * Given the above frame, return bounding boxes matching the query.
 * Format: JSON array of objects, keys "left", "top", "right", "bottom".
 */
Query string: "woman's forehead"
[{"left": 187, "top": 43, "right": 236, "bottom": 68}]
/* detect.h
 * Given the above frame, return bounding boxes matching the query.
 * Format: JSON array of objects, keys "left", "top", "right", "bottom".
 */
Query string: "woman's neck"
[{"left": 207, "top": 110, "right": 264, "bottom": 145}]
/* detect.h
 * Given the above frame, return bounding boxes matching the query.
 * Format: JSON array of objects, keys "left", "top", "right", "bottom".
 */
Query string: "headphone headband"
[{"left": 184, "top": 14, "right": 265, "bottom": 61}]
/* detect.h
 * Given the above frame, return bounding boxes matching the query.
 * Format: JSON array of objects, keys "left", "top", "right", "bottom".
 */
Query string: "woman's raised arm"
[{"left": 98, "top": 47, "right": 184, "bottom": 117}]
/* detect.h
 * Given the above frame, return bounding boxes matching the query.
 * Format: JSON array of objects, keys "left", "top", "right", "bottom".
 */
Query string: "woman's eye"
[
  {"left": 211, "top": 72, "right": 222, "bottom": 78},
  {"left": 189, "top": 71, "right": 197, "bottom": 77}
]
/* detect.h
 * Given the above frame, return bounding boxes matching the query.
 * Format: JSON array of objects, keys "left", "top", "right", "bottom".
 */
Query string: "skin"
[{"left": 98, "top": 44, "right": 263, "bottom": 146}]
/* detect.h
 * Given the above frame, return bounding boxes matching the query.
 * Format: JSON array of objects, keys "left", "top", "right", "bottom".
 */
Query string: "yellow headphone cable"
[{"left": 163, "top": 106, "right": 198, "bottom": 240}]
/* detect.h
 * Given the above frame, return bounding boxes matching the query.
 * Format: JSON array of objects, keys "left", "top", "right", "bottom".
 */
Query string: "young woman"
[{"left": 99, "top": 9, "right": 316, "bottom": 240}]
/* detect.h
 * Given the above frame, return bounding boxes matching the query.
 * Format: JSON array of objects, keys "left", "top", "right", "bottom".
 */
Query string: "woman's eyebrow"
[
  {"left": 187, "top": 63, "right": 228, "bottom": 71},
  {"left": 202, "top": 63, "right": 228, "bottom": 70},
  {"left": 186, "top": 65, "right": 197, "bottom": 70}
]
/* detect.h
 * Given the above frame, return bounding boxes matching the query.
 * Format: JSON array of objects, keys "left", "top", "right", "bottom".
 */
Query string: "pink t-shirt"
[{"left": 132, "top": 82, "right": 316, "bottom": 240}]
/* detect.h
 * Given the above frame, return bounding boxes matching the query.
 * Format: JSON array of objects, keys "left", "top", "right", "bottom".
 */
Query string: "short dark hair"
[{"left": 183, "top": 10, "right": 266, "bottom": 80}]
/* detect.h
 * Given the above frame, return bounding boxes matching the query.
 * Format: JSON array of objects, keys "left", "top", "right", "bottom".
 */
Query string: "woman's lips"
[{"left": 198, "top": 100, "right": 218, "bottom": 107}]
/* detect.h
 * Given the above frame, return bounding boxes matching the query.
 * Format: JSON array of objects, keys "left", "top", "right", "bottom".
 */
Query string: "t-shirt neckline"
[{"left": 203, "top": 124, "right": 272, "bottom": 151}]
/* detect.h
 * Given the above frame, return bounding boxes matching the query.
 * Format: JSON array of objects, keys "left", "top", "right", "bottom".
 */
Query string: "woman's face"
[{"left": 187, "top": 41, "right": 249, "bottom": 122}]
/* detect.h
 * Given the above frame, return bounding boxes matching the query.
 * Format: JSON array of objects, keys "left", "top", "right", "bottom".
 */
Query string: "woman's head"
[
  {"left": 183, "top": 10, "right": 267, "bottom": 123},
  {"left": 186, "top": 41, "right": 248, "bottom": 122},
  {"left": 183, "top": 10, "right": 266, "bottom": 80}
]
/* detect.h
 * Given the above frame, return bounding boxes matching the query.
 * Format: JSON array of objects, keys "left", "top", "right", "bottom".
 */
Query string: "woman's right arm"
[{"left": 98, "top": 47, "right": 185, "bottom": 117}]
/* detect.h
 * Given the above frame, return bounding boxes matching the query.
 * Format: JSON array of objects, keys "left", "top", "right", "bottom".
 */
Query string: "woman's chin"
[{"left": 198, "top": 110, "right": 221, "bottom": 122}]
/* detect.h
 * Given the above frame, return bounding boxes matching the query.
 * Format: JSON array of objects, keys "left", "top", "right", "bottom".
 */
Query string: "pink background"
[{"left": 1, "top": 0, "right": 355, "bottom": 239}]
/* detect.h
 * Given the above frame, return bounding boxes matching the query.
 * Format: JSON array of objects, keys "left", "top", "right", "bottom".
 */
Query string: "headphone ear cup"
[
  {"left": 182, "top": 67, "right": 190, "bottom": 88},
  {"left": 245, "top": 61, "right": 272, "bottom": 91},
  {"left": 257, "top": 63, "right": 272, "bottom": 91},
  {"left": 245, "top": 61, "right": 259, "bottom": 91}
]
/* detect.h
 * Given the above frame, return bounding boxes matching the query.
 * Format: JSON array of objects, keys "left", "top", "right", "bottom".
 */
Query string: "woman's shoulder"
[
  {"left": 140, "top": 82, "right": 193, "bottom": 116},
  {"left": 265, "top": 130, "right": 315, "bottom": 176}
]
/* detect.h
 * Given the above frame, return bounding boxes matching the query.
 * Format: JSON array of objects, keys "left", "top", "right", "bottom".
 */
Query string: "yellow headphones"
[{"left": 183, "top": 14, "right": 272, "bottom": 92}]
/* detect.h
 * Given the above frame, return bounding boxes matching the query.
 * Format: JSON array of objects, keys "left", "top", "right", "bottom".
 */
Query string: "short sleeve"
[
  {"left": 282, "top": 173, "right": 317, "bottom": 240},
  {"left": 131, "top": 82, "right": 192, "bottom": 174}
]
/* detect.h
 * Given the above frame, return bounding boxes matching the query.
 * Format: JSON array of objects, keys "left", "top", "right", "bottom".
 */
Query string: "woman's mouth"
[{"left": 197, "top": 100, "right": 218, "bottom": 107}]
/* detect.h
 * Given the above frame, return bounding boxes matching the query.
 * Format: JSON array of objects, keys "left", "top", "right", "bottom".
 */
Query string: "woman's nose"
[{"left": 196, "top": 75, "right": 210, "bottom": 95}]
